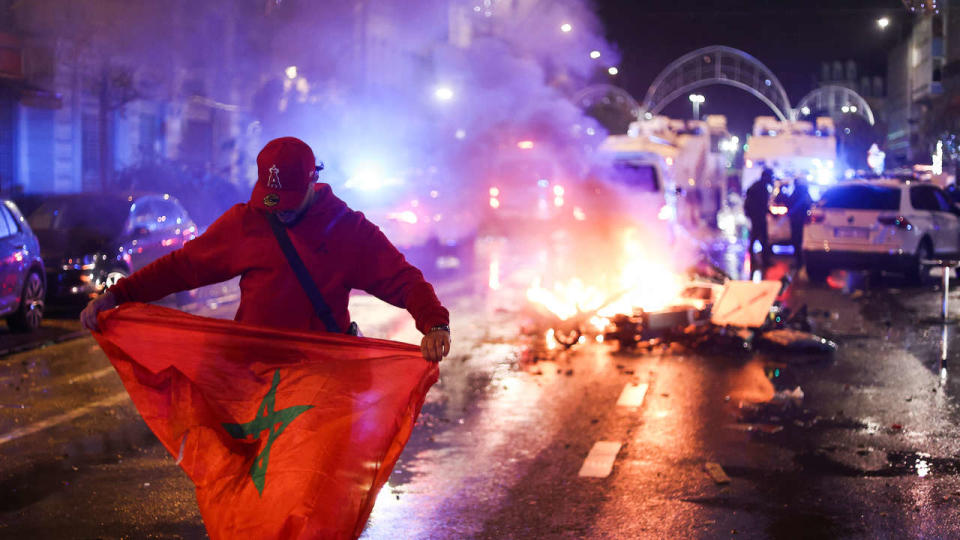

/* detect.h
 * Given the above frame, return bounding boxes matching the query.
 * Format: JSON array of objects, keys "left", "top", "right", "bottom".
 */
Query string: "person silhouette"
[
  {"left": 744, "top": 168, "right": 775, "bottom": 271},
  {"left": 788, "top": 177, "right": 813, "bottom": 266}
]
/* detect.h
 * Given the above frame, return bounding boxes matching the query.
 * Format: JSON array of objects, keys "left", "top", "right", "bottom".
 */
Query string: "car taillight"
[
  {"left": 805, "top": 211, "right": 825, "bottom": 224},
  {"left": 877, "top": 215, "right": 912, "bottom": 230}
]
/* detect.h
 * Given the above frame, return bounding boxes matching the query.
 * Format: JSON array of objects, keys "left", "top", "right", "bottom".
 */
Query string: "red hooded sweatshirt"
[{"left": 109, "top": 184, "right": 449, "bottom": 335}]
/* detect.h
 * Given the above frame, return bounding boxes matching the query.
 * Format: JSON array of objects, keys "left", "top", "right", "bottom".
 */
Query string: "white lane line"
[
  {"left": 0, "top": 391, "right": 129, "bottom": 447},
  {"left": 616, "top": 382, "right": 648, "bottom": 408},
  {"left": 67, "top": 366, "right": 115, "bottom": 385},
  {"left": 578, "top": 441, "right": 622, "bottom": 478}
]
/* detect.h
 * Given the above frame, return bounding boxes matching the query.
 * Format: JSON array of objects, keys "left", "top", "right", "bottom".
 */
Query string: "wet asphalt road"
[{"left": 2, "top": 239, "right": 960, "bottom": 539}]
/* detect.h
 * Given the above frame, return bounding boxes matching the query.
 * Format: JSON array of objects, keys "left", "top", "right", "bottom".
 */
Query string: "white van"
[{"left": 597, "top": 135, "right": 679, "bottom": 225}]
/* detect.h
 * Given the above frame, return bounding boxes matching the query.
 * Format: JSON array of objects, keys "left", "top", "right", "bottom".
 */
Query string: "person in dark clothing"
[
  {"left": 788, "top": 177, "right": 814, "bottom": 266},
  {"left": 744, "top": 168, "right": 775, "bottom": 271}
]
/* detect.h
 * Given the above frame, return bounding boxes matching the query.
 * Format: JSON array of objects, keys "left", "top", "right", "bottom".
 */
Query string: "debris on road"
[
  {"left": 521, "top": 263, "right": 842, "bottom": 368},
  {"left": 757, "top": 329, "right": 837, "bottom": 354},
  {"left": 772, "top": 386, "right": 805, "bottom": 408},
  {"left": 733, "top": 384, "right": 812, "bottom": 433},
  {"left": 704, "top": 461, "right": 731, "bottom": 484},
  {"left": 602, "top": 277, "right": 830, "bottom": 356},
  {"left": 725, "top": 423, "right": 784, "bottom": 434}
]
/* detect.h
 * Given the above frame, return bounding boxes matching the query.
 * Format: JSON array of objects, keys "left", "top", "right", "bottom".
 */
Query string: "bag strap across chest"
[{"left": 265, "top": 213, "right": 342, "bottom": 333}]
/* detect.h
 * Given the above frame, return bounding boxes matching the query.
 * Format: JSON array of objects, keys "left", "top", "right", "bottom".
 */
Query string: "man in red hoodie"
[{"left": 80, "top": 136, "right": 451, "bottom": 362}]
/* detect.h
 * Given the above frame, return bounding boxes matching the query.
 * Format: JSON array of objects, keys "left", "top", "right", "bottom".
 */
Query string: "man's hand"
[
  {"left": 421, "top": 328, "right": 451, "bottom": 363},
  {"left": 80, "top": 291, "right": 118, "bottom": 333}
]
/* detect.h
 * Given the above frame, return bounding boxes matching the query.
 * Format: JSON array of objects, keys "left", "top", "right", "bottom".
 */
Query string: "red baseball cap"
[{"left": 250, "top": 137, "right": 318, "bottom": 212}]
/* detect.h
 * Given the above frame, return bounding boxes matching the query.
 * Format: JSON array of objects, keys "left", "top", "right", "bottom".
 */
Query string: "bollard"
[
  {"left": 941, "top": 324, "right": 949, "bottom": 383},
  {"left": 923, "top": 259, "right": 960, "bottom": 324},
  {"left": 942, "top": 264, "right": 951, "bottom": 320}
]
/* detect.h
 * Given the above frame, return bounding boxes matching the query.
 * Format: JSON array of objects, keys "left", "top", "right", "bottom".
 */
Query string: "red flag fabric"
[{"left": 93, "top": 303, "right": 438, "bottom": 539}]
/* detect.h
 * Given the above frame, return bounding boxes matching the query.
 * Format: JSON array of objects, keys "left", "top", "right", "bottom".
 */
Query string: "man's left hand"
[{"left": 421, "top": 329, "right": 450, "bottom": 362}]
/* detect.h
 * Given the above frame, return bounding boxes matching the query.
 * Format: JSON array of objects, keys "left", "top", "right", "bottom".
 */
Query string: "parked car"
[
  {"left": 0, "top": 199, "right": 45, "bottom": 331},
  {"left": 802, "top": 179, "right": 960, "bottom": 283},
  {"left": 26, "top": 193, "right": 197, "bottom": 304}
]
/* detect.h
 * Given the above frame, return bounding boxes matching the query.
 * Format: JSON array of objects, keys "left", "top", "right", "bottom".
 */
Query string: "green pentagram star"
[{"left": 222, "top": 370, "right": 313, "bottom": 495}]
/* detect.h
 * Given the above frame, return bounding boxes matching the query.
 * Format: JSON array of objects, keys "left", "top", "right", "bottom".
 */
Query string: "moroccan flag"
[{"left": 93, "top": 303, "right": 439, "bottom": 539}]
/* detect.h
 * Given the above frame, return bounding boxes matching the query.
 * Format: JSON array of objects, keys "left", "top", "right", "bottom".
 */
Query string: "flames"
[
  {"left": 526, "top": 227, "right": 686, "bottom": 323},
  {"left": 526, "top": 277, "right": 607, "bottom": 321}
]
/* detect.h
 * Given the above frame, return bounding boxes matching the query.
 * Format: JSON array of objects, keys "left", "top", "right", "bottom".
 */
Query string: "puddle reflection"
[{"left": 725, "top": 360, "right": 775, "bottom": 404}]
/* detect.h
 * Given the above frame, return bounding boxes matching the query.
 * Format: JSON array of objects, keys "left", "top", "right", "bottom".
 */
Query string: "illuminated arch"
[
  {"left": 795, "top": 85, "right": 876, "bottom": 126},
  {"left": 641, "top": 46, "right": 792, "bottom": 122},
  {"left": 571, "top": 84, "right": 642, "bottom": 118}
]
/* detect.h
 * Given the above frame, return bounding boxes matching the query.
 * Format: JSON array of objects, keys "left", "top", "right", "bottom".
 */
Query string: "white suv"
[{"left": 802, "top": 179, "right": 960, "bottom": 283}]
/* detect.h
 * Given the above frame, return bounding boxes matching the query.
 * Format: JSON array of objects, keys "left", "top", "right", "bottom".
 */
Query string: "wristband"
[{"left": 429, "top": 324, "right": 450, "bottom": 333}]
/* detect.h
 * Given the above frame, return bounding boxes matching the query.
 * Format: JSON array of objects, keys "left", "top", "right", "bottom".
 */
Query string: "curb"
[{"left": 0, "top": 330, "right": 90, "bottom": 358}]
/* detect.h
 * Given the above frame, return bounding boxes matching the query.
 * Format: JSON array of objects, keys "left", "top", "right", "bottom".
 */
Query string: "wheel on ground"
[
  {"left": 907, "top": 240, "right": 933, "bottom": 285},
  {"left": 7, "top": 271, "right": 44, "bottom": 332},
  {"left": 553, "top": 328, "right": 582, "bottom": 349},
  {"left": 103, "top": 269, "right": 127, "bottom": 289}
]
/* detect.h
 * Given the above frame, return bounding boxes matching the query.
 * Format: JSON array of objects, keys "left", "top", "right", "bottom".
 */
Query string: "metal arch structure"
[
  {"left": 795, "top": 85, "right": 876, "bottom": 126},
  {"left": 641, "top": 46, "right": 793, "bottom": 122},
  {"left": 571, "top": 84, "right": 642, "bottom": 118}
]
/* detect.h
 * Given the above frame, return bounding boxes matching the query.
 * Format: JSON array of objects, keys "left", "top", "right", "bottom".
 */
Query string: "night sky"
[{"left": 594, "top": 0, "right": 908, "bottom": 136}]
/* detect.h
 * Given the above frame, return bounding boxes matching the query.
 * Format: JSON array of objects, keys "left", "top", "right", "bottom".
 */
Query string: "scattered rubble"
[
  {"left": 757, "top": 329, "right": 837, "bottom": 354},
  {"left": 524, "top": 271, "right": 839, "bottom": 360},
  {"left": 704, "top": 462, "right": 731, "bottom": 484}
]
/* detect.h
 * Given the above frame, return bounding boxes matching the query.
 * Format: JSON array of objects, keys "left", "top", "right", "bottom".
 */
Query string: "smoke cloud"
[
  {"left": 16, "top": 0, "right": 697, "bottom": 291},
  {"left": 252, "top": 0, "right": 621, "bottom": 247}
]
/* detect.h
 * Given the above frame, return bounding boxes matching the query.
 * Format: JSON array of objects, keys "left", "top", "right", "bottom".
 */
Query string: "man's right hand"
[{"left": 80, "top": 291, "right": 118, "bottom": 333}]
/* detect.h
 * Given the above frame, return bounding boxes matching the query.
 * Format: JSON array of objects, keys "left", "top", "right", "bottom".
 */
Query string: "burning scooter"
[{"left": 527, "top": 270, "right": 835, "bottom": 356}]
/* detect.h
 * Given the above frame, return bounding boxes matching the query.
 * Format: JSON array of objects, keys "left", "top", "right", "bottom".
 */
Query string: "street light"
[
  {"left": 877, "top": 16, "right": 890, "bottom": 29},
  {"left": 560, "top": 23, "right": 572, "bottom": 33},
  {"left": 607, "top": 66, "right": 619, "bottom": 76},
  {"left": 590, "top": 50, "right": 601, "bottom": 59},
  {"left": 434, "top": 86, "right": 454, "bottom": 101},
  {"left": 688, "top": 93, "right": 705, "bottom": 120}
]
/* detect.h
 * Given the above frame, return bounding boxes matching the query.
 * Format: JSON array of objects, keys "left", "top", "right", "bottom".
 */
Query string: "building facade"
[
  {"left": 0, "top": 0, "right": 258, "bottom": 196},
  {"left": 886, "top": 1, "right": 960, "bottom": 167}
]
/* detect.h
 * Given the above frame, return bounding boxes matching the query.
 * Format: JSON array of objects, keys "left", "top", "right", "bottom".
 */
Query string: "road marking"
[
  {"left": 0, "top": 391, "right": 129, "bottom": 447},
  {"left": 704, "top": 461, "right": 731, "bottom": 484},
  {"left": 67, "top": 366, "right": 115, "bottom": 385},
  {"left": 578, "top": 441, "right": 622, "bottom": 478},
  {"left": 616, "top": 382, "right": 648, "bottom": 408}
]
